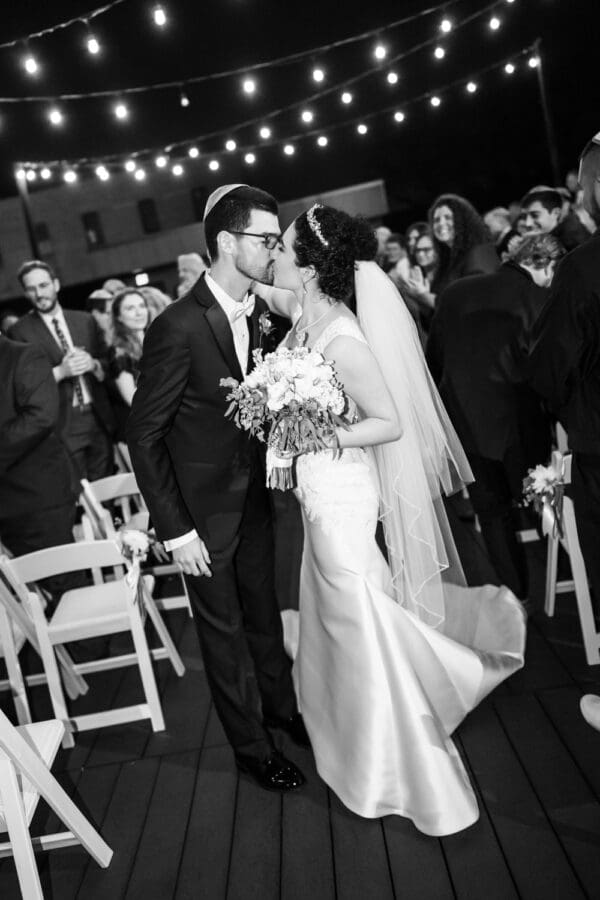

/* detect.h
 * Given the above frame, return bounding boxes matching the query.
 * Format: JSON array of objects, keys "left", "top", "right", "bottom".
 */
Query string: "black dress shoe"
[
  {"left": 236, "top": 752, "right": 305, "bottom": 792},
  {"left": 264, "top": 713, "right": 311, "bottom": 749}
]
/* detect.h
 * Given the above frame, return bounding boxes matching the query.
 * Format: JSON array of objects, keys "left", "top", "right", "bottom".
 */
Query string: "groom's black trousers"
[{"left": 184, "top": 457, "right": 297, "bottom": 763}]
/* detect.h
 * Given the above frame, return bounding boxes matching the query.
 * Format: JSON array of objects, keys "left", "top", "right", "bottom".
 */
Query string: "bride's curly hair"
[{"left": 293, "top": 205, "right": 377, "bottom": 303}]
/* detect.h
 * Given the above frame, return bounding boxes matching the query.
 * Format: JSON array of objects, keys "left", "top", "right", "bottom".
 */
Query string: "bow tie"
[{"left": 229, "top": 296, "right": 255, "bottom": 322}]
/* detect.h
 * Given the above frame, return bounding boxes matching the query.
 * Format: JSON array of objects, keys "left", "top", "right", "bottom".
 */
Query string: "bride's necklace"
[{"left": 294, "top": 305, "right": 335, "bottom": 347}]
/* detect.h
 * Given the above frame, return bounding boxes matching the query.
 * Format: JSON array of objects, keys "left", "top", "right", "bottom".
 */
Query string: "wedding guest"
[
  {"left": 427, "top": 233, "right": 565, "bottom": 606},
  {"left": 177, "top": 253, "right": 206, "bottom": 298},
  {"left": 374, "top": 225, "right": 391, "bottom": 268},
  {"left": 405, "top": 222, "right": 429, "bottom": 262},
  {"left": 108, "top": 288, "right": 149, "bottom": 440},
  {"left": 484, "top": 206, "right": 518, "bottom": 258},
  {"left": 400, "top": 232, "right": 439, "bottom": 336},
  {"left": 0, "top": 333, "right": 77, "bottom": 596},
  {"left": 429, "top": 193, "right": 499, "bottom": 299},
  {"left": 383, "top": 233, "right": 408, "bottom": 273},
  {"left": 102, "top": 277, "right": 127, "bottom": 296},
  {"left": 521, "top": 187, "right": 589, "bottom": 252},
  {"left": 529, "top": 132, "right": 600, "bottom": 611},
  {"left": 138, "top": 285, "right": 171, "bottom": 322},
  {"left": 9, "top": 260, "right": 115, "bottom": 483},
  {"left": 85, "top": 288, "right": 114, "bottom": 346}
]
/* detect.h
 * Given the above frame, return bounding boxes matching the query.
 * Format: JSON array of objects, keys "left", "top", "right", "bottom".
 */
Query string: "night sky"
[{"left": 1, "top": 0, "right": 598, "bottom": 226}]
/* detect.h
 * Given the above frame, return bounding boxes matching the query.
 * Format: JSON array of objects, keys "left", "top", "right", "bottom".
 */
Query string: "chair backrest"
[
  {"left": 83, "top": 473, "right": 140, "bottom": 504},
  {"left": 80, "top": 474, "right": 146, "bottom": 537},
  {"left": 556, "top": 423, "right": 569, "bottom": 452},
  {"left": 0, "top": 540, "right": 127, "bottom": 585}
]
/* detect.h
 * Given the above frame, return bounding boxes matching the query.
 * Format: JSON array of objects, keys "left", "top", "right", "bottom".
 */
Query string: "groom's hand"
[{"left": 172, "top": 537, "right": 212, "bottom": 578}]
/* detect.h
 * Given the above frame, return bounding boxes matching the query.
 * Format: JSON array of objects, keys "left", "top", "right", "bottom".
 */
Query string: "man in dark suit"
[
  {"left": 530, "top": 133, "right": 600, "bottom": 609},
  {"left": 0, "top": 334, "right": 77, "bottom": 595},
  {"left": 9, "top": 260, "right": 115, "bottom": 484},
  {"left": 127, "top": 185, "right": 305, "bottom": 792},
  {"left": 427, "top": 233, "right": 565, "bottom": 604}
]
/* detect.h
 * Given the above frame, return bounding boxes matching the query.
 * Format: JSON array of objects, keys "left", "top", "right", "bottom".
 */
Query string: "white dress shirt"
[
  {"left": 164, "top": 274, "right": 253, "bottom": 552},
  {"left": 39, "top": 304, "right": 92, "bottom": 406}
]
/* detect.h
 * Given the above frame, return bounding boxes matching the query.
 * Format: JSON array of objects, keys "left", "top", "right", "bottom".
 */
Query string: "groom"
[{"left": 127, "top": 184, "right": 307, "bottom": 791}]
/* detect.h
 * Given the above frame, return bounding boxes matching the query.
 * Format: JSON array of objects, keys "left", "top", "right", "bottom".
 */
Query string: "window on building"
[
  {"left": 138, "top": 198, "right": 161, "bottom": 234},
  {"left": 81, "top": 211, "right": 106, "bottom": 250},
  {"left": 191, "top": 186, "right": 209, "bottom": 222}
]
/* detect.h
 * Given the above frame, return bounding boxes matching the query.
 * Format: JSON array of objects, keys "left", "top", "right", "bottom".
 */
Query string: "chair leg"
[
  {"left": 128, "top": 601, "right": 165, "bottom": 733},
  {"left": 36, "top": 634, "right": 74, "bottom": 748},
  {"left": 140, "top": 581, "right": 185, "bottom": 677},
  {"left": 0, "top": 607, "right": 31, "bottom": 726},
  {"left": 0, "top": 758, "right": 44, "bottom": 899},
  {"left": 544, "top": 533, "right": 559, "bottom": 617},
  {"left": 564, "top": 500, "right": 600, "bottom": 665}
]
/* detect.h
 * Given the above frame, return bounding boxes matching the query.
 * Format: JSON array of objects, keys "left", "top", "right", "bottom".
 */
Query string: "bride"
[{"left": 255, "top": 203, "right": 525, "bottom": 836}]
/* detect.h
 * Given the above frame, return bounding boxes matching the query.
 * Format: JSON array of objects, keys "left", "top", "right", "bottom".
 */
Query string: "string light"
[
  {"left": 259, "top": 126, "right": 271, "bottom": 139},
  {"left": 225, "top": 139, "right": 237, "bottom": 151},
  {"left": 95, "top": 164, "right": 110, "bottom": 180},
  {"left": 114, "top": 102, "right": 129, "bottom": 120},
  {"left": 244, "top": 152, "right": 256, "bottom": 164},
  {"left": 504, "top": 62, "right": 515, "bottom": 74},
  {"left": 242, "top": 77, "right": 256, "bottom": 95},
  {"left": 180, "top": 88, "right": 190, "bottom": 108},
  {"left": 48, "top": 107, "right": 64, "bottom": 126},
  {"left": 155, "top": 154, "right": 167, "bottom": 167},
  {"left": 134, "top": 168, "right": 146, "bottom": 181},
  {"left": 208, "top": 159, "right": 219, "bottom": 171},
  {"left": 188, "top": 146, "right": 199, "bottom": 158},
  {"left": 23, "top": 53, "right": 39, "bottom": 75},
  {"left": 357, "top": 123, "right": 368, "bottom": 135},
  {"left": 528, "top": 55, "right": 540, "bottom": 68},
  {"left": 440, "top": 18, "right": 452, "bottom": 33},
  {"left": 283, "top": 144, "right": 295, "bottom": 155},
  {"left": 172, "top": 163, "right": 184, "bottom": 176},
  {"left": 341, "top": 91, "right": 353, "bottom": 104},
  {"left": 312, "top": 68, "right": 325, "bottom": 83},
  {"left": 86, "top": 33, "right": 101, "bottom": 55},
  {"left": 63, "top": 170, "right": 77, "bottom": 184},
  {"left": 374, "top": 44, "right": 387, "bottom": 61},
  {"left": 301, "top": 109, "right": 314, "bottom": 123},
  {"left": 317, "top": 135, "right": 328, "bottom": 147},
  {"left": 26, "top": 170, "right": 36, "bottom": 182},
  {"left": 124, "top": 159, "right": 136, "bottom": 172},
  {"left": 466, "top": 81, "right": 478, "bottom": 93},
  {"left": 430, "top": 95, "right": 441, "bottom": 107},
  {"left": 434, "top": 46, "right": 445, "bottom": 60},
  {"left": 153, "top": 5, "right": 167, "bottom": 27},
  {"left": 16, "top": 168, "right": 26, "bottom": 180},
  {"left": 489, "top": 16, "right": 501, "bottom": 30},
  {"left": 40, "top": 167, "right": 52, "bottom": 180},
  {"left": 393, "top": 110, "right": 405, "bottom": 122},
  {"left": 386, "top": 72, "right": 398, "bottom": 85}
]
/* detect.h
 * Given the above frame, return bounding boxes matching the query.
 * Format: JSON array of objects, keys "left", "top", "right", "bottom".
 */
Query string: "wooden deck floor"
[{"left": 1, "top": 515, "right": 600, "bottom": 899}]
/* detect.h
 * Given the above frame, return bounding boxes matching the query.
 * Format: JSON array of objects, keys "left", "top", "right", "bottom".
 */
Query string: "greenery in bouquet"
[{"left": 220, "top": 345, "right": 349, "bottom": 489}]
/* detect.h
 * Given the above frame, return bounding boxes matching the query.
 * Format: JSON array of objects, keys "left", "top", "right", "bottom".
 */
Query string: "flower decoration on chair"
[
  {"left": 220, "top": 345, "right": 348, "bottom": 490},
  {"left": 522, "top": 461, "right": 565, "bottom": 538}
]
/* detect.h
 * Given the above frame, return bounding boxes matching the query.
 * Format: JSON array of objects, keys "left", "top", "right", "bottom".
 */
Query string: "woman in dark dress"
[
  {"left": 429, "top": 193, "right": 500, "bottom": 298},
  {"left": 108, "top": 288, "right": 149, "bottom": 441}
]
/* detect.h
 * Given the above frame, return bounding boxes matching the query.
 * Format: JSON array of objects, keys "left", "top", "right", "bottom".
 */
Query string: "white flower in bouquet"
[{"left": 529, "top": 464, "right": 560, "bottom": 494}]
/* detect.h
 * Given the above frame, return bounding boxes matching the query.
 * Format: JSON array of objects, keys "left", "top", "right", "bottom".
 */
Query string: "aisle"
[{"left": 1, "top": 521, "right": 599, "bottom": 900}]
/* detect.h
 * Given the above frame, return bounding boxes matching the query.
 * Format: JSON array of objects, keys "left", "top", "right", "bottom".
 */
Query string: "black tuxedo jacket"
[
  {"left": 427, "top": 262, "right": 551, "bottom": 461},
  {"left": 0, "top": 335, "right": 75, "bottom": 519},
  {"left": 9, "top": 308, "right": 116, "bottom": 440},
  {"left": 127, "top": 274, "right": 272, "bottom": 545}
]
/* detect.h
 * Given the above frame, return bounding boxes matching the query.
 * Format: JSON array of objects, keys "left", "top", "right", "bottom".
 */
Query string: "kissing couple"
[{"left": 128, "top": 184, "right": 526, "bottom": 836}]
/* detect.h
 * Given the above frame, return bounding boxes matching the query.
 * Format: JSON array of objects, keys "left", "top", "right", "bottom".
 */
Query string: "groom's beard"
[{"left": 237, "top": 259, "right": 275, "bottom": 285}]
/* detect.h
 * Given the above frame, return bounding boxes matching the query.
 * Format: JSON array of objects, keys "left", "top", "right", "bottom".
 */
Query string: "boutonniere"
[{"left": 259, "top": 311, "right": 274, "bottom": 337}]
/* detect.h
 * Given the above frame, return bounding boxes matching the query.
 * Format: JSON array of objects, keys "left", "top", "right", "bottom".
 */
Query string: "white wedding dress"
[{"left": 283, "top": 314, "right": 526, "bottom": 836}]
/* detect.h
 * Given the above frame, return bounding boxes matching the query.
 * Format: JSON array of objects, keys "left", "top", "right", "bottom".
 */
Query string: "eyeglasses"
[
  {"left": 415, "top": 245, "right": 434, "bottom": 253},
  {"left": 229, "top": 231, "right": 283, "bottom": 250}
]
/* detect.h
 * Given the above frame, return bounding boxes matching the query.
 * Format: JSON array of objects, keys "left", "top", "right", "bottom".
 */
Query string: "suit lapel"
[
  {"left": 193, "top": 276, "right": 244, "bottom": 382},
  {"left": 30, "top": 313, "right": 64, "bottom": 365}
]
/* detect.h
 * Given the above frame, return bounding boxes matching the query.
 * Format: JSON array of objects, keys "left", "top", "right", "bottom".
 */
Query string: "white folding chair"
[
  {"left": 0, "top": 541, "right": 168, "bottom": 749},
  {"left": 113, "top": 441, "right": 133, "bottom": 473},
  {"left": 544, "top": 451, "right": 600, "bottom": 665},
  {"left": 0, "top": 603, "right": 31, "bottom": 727},
  {"left": 0, "top": 709, "right": 112, "bottom": 899},
  {"left": 80, "top": 474, "right": 193, "bottom": 617}
]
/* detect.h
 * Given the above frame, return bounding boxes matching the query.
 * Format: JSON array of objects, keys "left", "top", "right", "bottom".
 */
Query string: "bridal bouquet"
[
  {"left": 522, "top": 460, "right": 565, "bottom": 538},
  {"left": 221, "top": 346, "right": 348, "bottom": 489}
]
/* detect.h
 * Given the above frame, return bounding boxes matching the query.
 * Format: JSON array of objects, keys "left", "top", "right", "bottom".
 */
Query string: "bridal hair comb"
[{"left": 306, "top": 204, "right": 329, "bottom": 247}]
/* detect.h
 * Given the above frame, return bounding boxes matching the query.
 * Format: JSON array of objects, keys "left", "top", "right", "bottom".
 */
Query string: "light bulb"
[
  {"left": 87, "top": 35, "right": 100, "bottom": 55},
  {"left": 16, "top": 168, "right": 26, "bottom": 180},
  {"left": 208, "top": 160, "right": 219, "bottom": 171},
  {"left": 23, "top": 54, "right": 39, "bottom": 75},
  {"left": 225, "top": 139, "right": 237, "bottom": 152},
  {"left": 434, "top": 46, "right": 445, "bottom": 60},
  {"left": 180, "top": 90, "right": 190, "bottom": 108},
  {"left": 63, "top": 170, "right": 77, "bottom": 184},
  {"left": 466, "top": 81, "right": 478, "bottom": 93},
  {"left": 153, "top": 5, "right": 167, "bottom": 27},
  {"left": 317, "top": 135, "right": 328, "bottom": 147},
  {"left": 40, "top": 167, "right": 52, "bottom": 180},
  {"left": 172, "top": 163, "right": 184, "bottom": 176},
  {"left": 357, "top": 123, "right": 368, "bottom": 135},
  {"left": 188, "top": 146, "right": 199, "bottom": 158},
  {"left": 430, "top": 96, "right": 441, "bottom": 107},
  {"left": 125, "top": 160, "right": 136, "bottom": 172},
  {"left": 393, "top": 111, "right": 405, "bottom": 123},
  {"left": 312, "top": 67, "right": 324, "bottom": 82},
  {"left": 440, "top": 18, "right": 452, "bottom": 33},
  {"left": 528, "top": 56, "right": 540, "bottom": 68},
  {"left": 387, "top": 71, "right": 398, "bottom": 85},
  {"left": 155, "top": 155, "right": 168, "bottom": 168},
  {"left": 96, "top": 165, "right": 110, "bottom": 181},
  {"left": 283, "top": 144, "right": 295, "bottom": 156},
  {"left": 244, "top": 152, "right": 256, "bottom": 164},
  {"left": 114, "top": 102, "right": 129, "bottom": 120},
  {"left": 374, "top": 44, "right": 386, "bottom": 61},
  {"left": 134, "top": 168, "right": 146, "bottom": 181},
  {"left": 341, "top": 91, "right": 353, "bottom": 104},
  {"left": 48, "top": 108, "right": 63, "bottom": 126},
  {"left": 504, "top": 62, "right": 515, "bottom": 74},
  {"left": 259, "top": 126, "right": 271, "bottom": 139},
  {"left": 242, "top": 78, "right": 256, "bottom": 95},
  {"left": 26, "top": 170, "right": 36, "bottom": 182},
  {"left": 489, "top": 16, "right": 501, "bottom": 30},
  {"left": 301, "top": 110, "right": 314, "bottom": 123}
]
